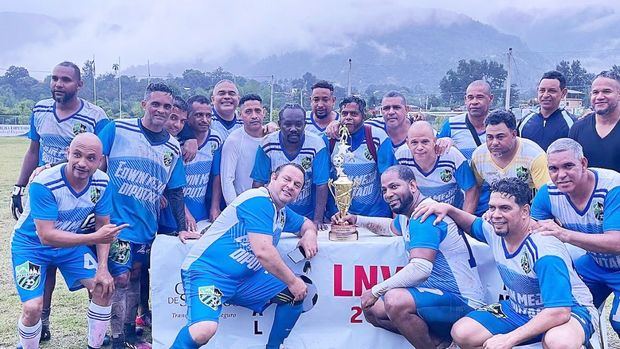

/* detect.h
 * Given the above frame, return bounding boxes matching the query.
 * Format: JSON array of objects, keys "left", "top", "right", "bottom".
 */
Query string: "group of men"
[{"left": 8, "top": 60, "right": 620, "bottom": 349}]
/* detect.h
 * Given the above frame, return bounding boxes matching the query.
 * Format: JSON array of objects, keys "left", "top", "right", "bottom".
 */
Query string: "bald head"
[
  {"left": 65, "top": 132, "right": 104, "bottom": 182},
  {"left": 70, "top": 132, "right": 103, "bottom": 154},
  {"left": 408, "top": 121, "right": 436, "bottom": 139},
  {"left": 467, "top": 80, "right": 492, "bottom": 95}
]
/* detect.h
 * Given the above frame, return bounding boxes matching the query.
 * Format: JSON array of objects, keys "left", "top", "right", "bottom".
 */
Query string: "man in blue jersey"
[
  {"left": 531, "top": 137, "right": 620, "bottom": 334},
  {"left": 11, "top": 133, "right": 126, "bottom": 349},
  {"left": 98, "top": 82, "right": 188, "bottom": 348},
  {"left": 332, "top": 165, "right": 484, "bottom": 348},
  {"left": 415, "top": 178, "right": 597, "bottom": 349},
  {"left": 170, "top": 163, "right": 319, "bottom": 349},
  {"left": 395, "top": 121, "right": 479, "bottom": 213},
  {"left": 252, "top": 104, "right": 329, "bottom": 227},
  {"left": 11, "top": 61, "right": 109, "bottom": 343},
  {"left": 306, "top": 80, "right": 339, "bottom": 136},
  {"left": 326, "top": 96, "right": 396, "bottom": 218}
]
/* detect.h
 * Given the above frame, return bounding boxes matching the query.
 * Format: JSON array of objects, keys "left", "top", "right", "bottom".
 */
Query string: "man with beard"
[
  {"left": 531, "top": 137, "right": 620, "bottom": 335},
  {"left": 11, "top": 61, "right": 109, "bottom": 343},
  {"left": 437, "top": 80, "right": 493, "bottom": 160},
  {"left": 252, "top": 104, "right": 329, "bottom": 227},
  {"left": 331, "top": 165, "right": 484, "bottom": 348},
  {"left": 305, "top": 80, "right": 339, "bottom": 136},
  {"left": 569, "top": 70, "right": 620, "bottom": 171},
  {"left": 471, "top": 109, "right": 549, "bottom": 213}
]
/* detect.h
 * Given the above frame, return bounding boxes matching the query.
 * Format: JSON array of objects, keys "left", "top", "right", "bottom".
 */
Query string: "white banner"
[
  {"left": 0, "top": 124, "right": 29, "bottom": 137},
  {"left": 151, "top": 229, "right": 604, "bottom": 349}
]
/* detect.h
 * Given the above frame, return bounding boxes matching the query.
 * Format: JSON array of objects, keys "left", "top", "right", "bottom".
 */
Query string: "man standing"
[
  {"left": 518, "top": 70, "right": 575, "bottom": 150},
  {"left": 333, "top": 165, "right": 484, "bottom": 348},
  {"left": 11, "top": 61, "right": 109, "bottom": 342},
  {"left": 98, "top": 82, "right": 187, "bottom": 348},
  {"left": 531, "top": 137, "right": 620, "bottom": 335},
  {"left": 415, "top": 178, "right": 597, "bottom": 349},
  {"left": 11, "top": 133, "right": 124, "bottom": 349},
  {"left": 569, "top": 70, "right": 620, "bottom": 171},
  {"left": 306, "top": 80, "right": 339, "bottom": 136},
  {"left": 252, "top": 104, "right": 329, "bottom": 227},
  {"left": 437, "top": 80, "right": 493, "bottom": 160},
  {"left": 170, "top": 163, "right": 318, "bottom": 349},
  {"left": 367, "top": 91, "right": 411, "bottom": 149},
  {"left": 210, "top": 79, "right": 243, "bottom": 140},
  {"left": 395, "top": 121, "right": 478, "bottom": 213},
  {"left": 472, "top": 109, "right": 550, "bottom": 213},
  {"left": 221, "top": 94, "right": 266, "bottom": 204}
]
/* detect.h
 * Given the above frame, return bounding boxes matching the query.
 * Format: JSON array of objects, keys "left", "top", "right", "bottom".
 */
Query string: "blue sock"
[
  {"left": 266, "top": 302, "right": 303, "bottom": 349},
  {"left": 170, "top": 325, "right": 200, "bottom": 349}
]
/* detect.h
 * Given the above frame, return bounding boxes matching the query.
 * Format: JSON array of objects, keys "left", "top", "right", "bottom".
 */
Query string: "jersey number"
[{"left": 83, "top": 253, "right": 97, "bottom": 270}]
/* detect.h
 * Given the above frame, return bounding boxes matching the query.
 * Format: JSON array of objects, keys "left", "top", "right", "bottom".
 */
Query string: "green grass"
[{"left": 0, "top": 136, "right": 617, "bottom": 348}]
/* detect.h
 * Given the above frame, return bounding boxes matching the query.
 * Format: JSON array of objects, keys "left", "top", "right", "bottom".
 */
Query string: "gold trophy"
[{"left": 328, "top": 125, "right": 358, "bottom": 241}]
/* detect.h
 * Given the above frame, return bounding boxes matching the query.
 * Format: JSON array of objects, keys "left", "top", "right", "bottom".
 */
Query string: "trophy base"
[{"left": 329, "top": 224, "right": 359, "bottom": 241}]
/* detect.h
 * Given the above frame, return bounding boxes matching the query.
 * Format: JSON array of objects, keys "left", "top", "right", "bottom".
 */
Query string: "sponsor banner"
[
  {"left": 151, "top": 230, "right": 604, "bottom": 349},
  {"left": 0, "top": 124, "right": 29, "bottom": 137}
]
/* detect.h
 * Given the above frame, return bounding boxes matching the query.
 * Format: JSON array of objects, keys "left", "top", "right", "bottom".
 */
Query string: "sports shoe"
[
  {"left": 111, "top": 336, "right": 125, "bottom": 349},
  {"left": 40, "top": 324, "right": 51, "bottom": 341}
]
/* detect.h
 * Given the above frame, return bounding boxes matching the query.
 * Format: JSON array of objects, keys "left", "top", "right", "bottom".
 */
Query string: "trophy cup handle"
[{"left": 327, "top": 178, "right": 336, "bottom": 198}]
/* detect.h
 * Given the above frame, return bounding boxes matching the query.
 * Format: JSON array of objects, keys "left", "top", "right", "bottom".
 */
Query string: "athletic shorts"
[
  {"left": 11, "top": 244, "right": 97, "bottom": 302},
  {"left": 107, "top": 238, "right": 151, "bottom": 276}
]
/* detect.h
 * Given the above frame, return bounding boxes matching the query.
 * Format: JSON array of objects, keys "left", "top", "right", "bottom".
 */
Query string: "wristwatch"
[{"left": 12, "top": 185, "right": 25, "bottom": 196}]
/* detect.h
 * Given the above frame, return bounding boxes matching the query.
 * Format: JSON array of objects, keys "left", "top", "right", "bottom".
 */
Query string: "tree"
[
  {"left": 611, "top": 65, "right": 620, "bottom": 76},
  {"left": 555, "top": 60, "right": 594, "bottom": 105},
  {"left": 439, "top": 59, "right": 507, "bottom": 107}
]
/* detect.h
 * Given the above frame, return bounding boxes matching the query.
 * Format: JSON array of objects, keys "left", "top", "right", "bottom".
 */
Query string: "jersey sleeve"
[
  {"left": 237, "top": 196, "right": 276, "bottom": 235},
  {"left": 95, "top": 185, "right": 113, "bottom": 216},
  {"left": 166, "top": 157, "right": 187, "bottom": 190},
  {"left": 312, "top": 147, "right": 330, "bottom": 185},
  {"left": 29, "top": 183, "right": 58, "bottom": 221},
  {"left": 603, "top": 187, "right": 620, "bottom": 231},
  {"left": 211, "top": 147, "right": 222, "bottom": 176},
  {"left": 531, "top": 154, "right": 551, "bottom": 190},
  {"left": 94, "top": 118, "right": 111, "bottom": 134},
  {"left": 250, "top": 146, "right": 271, "bottom": 184},
  {"left": 470, "top": 218, "right": 489, "bottom": 244},
  {"left": 28, "top": 113, "right": 40, "bottom": 141},
  {"left": 393, "top": 215, "right": 403, "bottom": 235},
  {"left": 470, "top": 157, "right": 484, "bottom": 185},
  {"left": 531, "top": 185, "right": 554, "bottom": 220},
  {"left": 438, "top": 120, "right": 451, "bottom": 138},
  {"left": 97, "top": 121, "right": 116, "bottom": 156},
  {"left": 377, "top": 139, "right": 397, "bottom": 174},
  {"left": 453, "top": 150, "right": 476, "bottom": 190},
  {"left": 407, "top": 216, "right": 447, "bottom": 250},
  {"left": 221, "top": 137, "right": 240, "bottom": 205},
  {"left": 283, "top": 206, "right": 306, "bottom": 233},
  {"left": 535, "top": 255, "right": 574, "bottom": 308}
]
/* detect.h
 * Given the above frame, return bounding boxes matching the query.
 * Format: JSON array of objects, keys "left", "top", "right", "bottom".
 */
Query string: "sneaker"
[
  {"left": 111, "top": 336, "right": 125, "bottom": 349},
  {"left": 135, "top": 311, "right": 152, "bottom": 329},
  {"left": 40, "top": 324, "right": 51, "bottom": 342},
  {"left": 103, "top": 334, "right": 111, "bottom": 346}
]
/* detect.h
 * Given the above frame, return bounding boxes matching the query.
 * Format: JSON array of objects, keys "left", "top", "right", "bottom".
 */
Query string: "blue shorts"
[
  {"left": 406, "top": 287, "right": 476, "bottom": 339},
  {"left": 107, "top": 238, "right": 151, "bottom": 277},
  {"left": 575, "top": 253, "right": 620, "bottom": 330},
  {"left": 182, "top": 268, "right": 286, "bottom": 324},
  {"left": 11, "top": 244, "right": 97, "bottom": 302},
  {"left": 467, "top": 300, "right": 595, "bottom": 345}
]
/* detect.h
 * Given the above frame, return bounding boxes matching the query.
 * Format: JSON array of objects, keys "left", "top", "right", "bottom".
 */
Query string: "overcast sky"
[{"left": 0, "top": 0, "right": 613, "bottom": 78}]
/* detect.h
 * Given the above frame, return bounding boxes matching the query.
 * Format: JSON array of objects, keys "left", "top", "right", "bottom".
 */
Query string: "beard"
[{"left": 52, "top": 89, "right": 76, "bottom": 103}]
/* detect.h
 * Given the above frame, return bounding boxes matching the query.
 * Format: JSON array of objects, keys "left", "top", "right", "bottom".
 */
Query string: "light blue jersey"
[
  {"left": 29, "top": 98, "right": 109, "bottom": 165},
  {"left": 98, "top": 118, "right": 186, "bottom": 244},
  {"left": 392, "top": 198, "right": 485, "bottom": 309},
  {"left": 438, "top": 113, "right": 486, "bottom": 161},
  {"left": 251, "top": 131, "right": 329, "bottom": 218},
  {"left": 305, "top": 112, "right": 339, "bottom": 136},
  {"left": 532, "top": 168, "right": 620, "bottom": 269},
  {"left": 365, "top": 116, "right": 407, "bottom": 150},
  {"left": 211, "top": 108, "right": 243, "bottom": 141},
  {"left": 326, "top": 126, "right": 396, "bottom": 217},
  {"left": 395, "top": 145, "right": 476, "bottom": 208}
]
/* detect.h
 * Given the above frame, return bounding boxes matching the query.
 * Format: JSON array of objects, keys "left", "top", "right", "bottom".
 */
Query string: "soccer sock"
[
  {"left": 170, "top": 325, "right": 200, "bottom": 349},
  {"left": 111, "top": 283, "right": 127, "bottom": 338},
  {"left": 266, "top": 302, "right": 303, "bottom": 349},
  {"left": 18, "top": 318, "right": 41, "bottom": 349},
  {"left": 87, "top": 302, "right": 111, "bottom": 348},
  {"left": 41, "top": 307, "right": 51, "bottom": 327}
]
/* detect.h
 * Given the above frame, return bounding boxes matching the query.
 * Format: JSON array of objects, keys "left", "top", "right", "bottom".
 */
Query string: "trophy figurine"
[{"left": 328, "top": 125, "right": 358, "bottom": 241}]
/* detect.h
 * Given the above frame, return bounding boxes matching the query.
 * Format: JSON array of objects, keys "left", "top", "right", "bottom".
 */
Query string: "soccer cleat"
[{"left": 40, "top": 324, "right": 51, "bottom": 341}]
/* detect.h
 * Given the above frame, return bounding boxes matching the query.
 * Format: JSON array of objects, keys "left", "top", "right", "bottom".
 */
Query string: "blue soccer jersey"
[
  {"left": 438, "top": 113, "right": 486, "bottom": 161},
  {"left": 98, "top": 118, "right": 186, "bottom": 244},
  {"left": 305, "top": 112, "right": 340, "bottom": 136},
  {"left": 470, "top": 218, "right": 595, "bottom": 318},
  {"left": 29, "top": 98, "right": 109, "bottom": 165},
  {"left": 326, "top": 126, "right": 395, "bottom": 217},
  {"left": 365, "top": 116, "right": 406, "bottom": 149},
  {"left": 395, "top": 145, "right": 476, "bottom": 208},
  {"left": 182, "top": 187, "right": 306, "bottom": 279},
  {"left": 12, "top": 164, "right": 113, "bottom": 249},
  {"left": 392, "top": 198, "right": 485, "bottom": 309},
  {"left": 211, "top": 108, "right": 243, "bottom": 141},
  {"left": 251, "top": 131, "right": 329, "bottom": 218},
  {"left": 532, "top": 168, "right": 620, "bottom": 270}
]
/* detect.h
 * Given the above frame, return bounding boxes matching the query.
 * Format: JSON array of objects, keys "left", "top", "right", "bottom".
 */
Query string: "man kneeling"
[
  {"left": 171, "top": 163, "right": 319, "bottom": 349},
  {"left": 333, "top": 165, "right": 485, "bottom": 348}
]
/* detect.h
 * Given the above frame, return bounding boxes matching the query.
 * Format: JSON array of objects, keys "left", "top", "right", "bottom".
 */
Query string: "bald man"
[
  {"left": 11, "top": 133, "right": 127, "bottom": 349},
  {"left": 395, "top": 121, "right": 479, "bottom": 213}
]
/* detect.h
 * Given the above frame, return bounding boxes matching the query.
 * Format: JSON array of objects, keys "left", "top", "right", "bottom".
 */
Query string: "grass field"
[{"left": 0, "top": 136, "right": 618, "bottom": 348}]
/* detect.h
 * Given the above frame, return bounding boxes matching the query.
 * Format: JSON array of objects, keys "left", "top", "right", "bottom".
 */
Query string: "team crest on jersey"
[
  {"left": 440, "top": 169, "right": 453, "bottom": 183},
  {"left": 211, "top": 142, "right": 218, "bottom": 155},
  {"left": 481, "top": 303, "right": 507, "bottom": 318},
  {"left": 593, "top": 201, "right": 604, "bottom": 221},
  {"left": 198, "top": 285, "right": 223, "bottom": 310},
  {"left": 363, "top": 148, "right": 373, "bottom": 161},
  {"left": 278, "top": 210, "right": 286, "bottom": 227},
  {"left": 90, "top": 187, "right": 102, "bottom": 204},
  {"left": 516, "top": 166, "right": 530, "bottom": 182},
  {"left": 110, "top": 240, "right": 131, "bottom": 265},
  {"left": 521, "top": 252, "right": 532, "bottom": 274},
  {"left": 15, "top": 261, "right": 41, "bottom": 291},
  {"left": 163, "top": 151, "right": 174, "bottom": 167},
  {"left": 72, "top": 122, "right": 87, "bottom": 135},
  {"left": 301, "top": 156, "right": 312, "bottom": 170}
]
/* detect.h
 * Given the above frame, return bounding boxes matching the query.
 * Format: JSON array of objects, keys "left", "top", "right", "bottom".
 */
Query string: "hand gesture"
[{"left": 92, "top": 223, "right": 129, "bottom": 244}]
